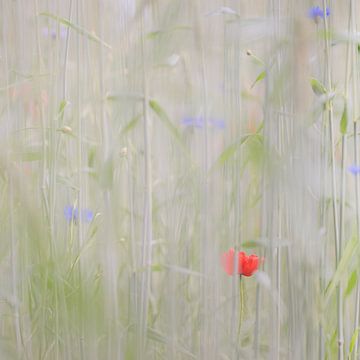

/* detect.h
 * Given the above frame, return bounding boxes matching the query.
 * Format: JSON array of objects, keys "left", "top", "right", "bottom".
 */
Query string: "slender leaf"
[
  {"left": 251, "top": 70, "right": 266, "bottom": 89},
  {"left": 340, "top": 104, "right": 347, "bottom": 135},
  {"left": 40, "top": 12, "right": 112, "bottom": 49},
  {"left": 310, "top": 77, "right": 327, "bottom": 96}
]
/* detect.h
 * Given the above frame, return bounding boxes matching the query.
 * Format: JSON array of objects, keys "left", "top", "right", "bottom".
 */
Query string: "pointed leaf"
[
  {"left": 345, "top": 269, "right": 357, "bottom": 297},
  {"left": 340, "top": 104, "right": 347, "bottom": 135},
  {"left": 349, "top": 327, "right": 360, "bottom": 355},
  {"left": 40, "top": 12, "right": 112, "bottom": 49},
  {"left": 251, "top": 70, "right": 266, "bottom": 89},
  {"left": 149, "top": 100, "right": 183, "bottom": 145},
  {"left": 325, "top": 235, "right": 359, "bottom": 303},
  {"left": 310, "top": 77, "right": 327, "bottom": 96}
]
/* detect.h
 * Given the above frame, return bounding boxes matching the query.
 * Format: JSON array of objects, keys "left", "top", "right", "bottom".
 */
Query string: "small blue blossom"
[
  {"left": 211, "top": 119, "right": 226, "bottom": 129},
  {"left": 42, "top": 27, "right": 67, "bottom": 40},
  {"left": 348, "top": 165, "right": 360, "bottom": 175},
  {"left": 64, "top": 205, "right": 94, "bottom": 223},
  {"left": 181, "top": 117, "right": 203, "bottom": 128},
  {"left": 181, "top": 117, "right": 225, "bottom": 130},
  {"left": 308, "top": 6, "right": 330, "bottom": 20},
  {"left": 82, "top": 209, "right": 94, "bottom": 223}
]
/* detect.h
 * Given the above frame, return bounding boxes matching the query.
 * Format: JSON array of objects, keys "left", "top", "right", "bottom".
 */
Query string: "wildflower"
[
  {"left": 348, "top": 165, "right": 360, "bottom": 175},
  {"left": 82, "top": 209, "right": 94, "bottom": 223},
  {"left": 181, "top": 117, "right": 203, "bottom": 128},
  {"left": 64, "top": 205, "right": 94, "bottom": 223},
  {"left": 42, "top": 27, "right": 67, "bottom": 40},
  {"left": 308, "top": 6, "right": 330, "bottom": 21},
  {"left": 221, "top": 248, "right": 261, "bottom": 277},
  {"left": 211, "top": 119, "right": 226, "bottom": 129},
  {"left": 181, "top": 117, "right": 225, "bottom": 130}
]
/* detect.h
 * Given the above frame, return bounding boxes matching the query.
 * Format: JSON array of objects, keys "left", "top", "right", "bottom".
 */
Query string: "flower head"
[
  {"left": 42, "top": 27, "right": 67, "bottom": 40},
  {"left": 308, "top": 6, "right": 330, "bottom": 20},
  {"left": 181, "top": 117, "right": 225, "bottom": 130},
  {"left": 64, "top": 205, "right": 94, "bottom": 223},
  {"left": 221, "top": 248, "right": 261, "bottom": 277},
  {"left": 348, "top": 165, "right": 360, "bottom": 175}
]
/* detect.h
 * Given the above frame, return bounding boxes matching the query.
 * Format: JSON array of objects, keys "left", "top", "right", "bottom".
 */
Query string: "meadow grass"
[{"left": 1, "top": 0, "right": 360, "bottom": 359}]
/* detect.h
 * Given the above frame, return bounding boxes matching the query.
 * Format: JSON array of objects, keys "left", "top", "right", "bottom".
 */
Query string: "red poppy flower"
[{"left": 221, "top": 248, "right": 261, "bottom": 277}]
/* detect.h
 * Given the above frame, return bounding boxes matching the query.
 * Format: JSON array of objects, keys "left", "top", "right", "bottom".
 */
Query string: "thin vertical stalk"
[
  {"left": 338, "top": 2, "right": 353, "bottom": 357},
  {"left": 352, "top": 0, "right": 360, "bottom": 354},
  {"left": 2, "top": 4, "right": 22, "bottom": 351},
  {"left": 75, "top": 2, "right": 85, "bottom": 359},
  {"left": 322, "top": 0, "right": 343, "bottom": 358},
  {"left": 353, "top": 122, "right": 360, "bottom": 359},
  {"left": 193, "top": 2, "right": 211, "bottom": 358},
  {"left": 137, "top": 12, "right": 153, "bottom": 360},
  {"left": 33, "top": 0, "right": 49, "bottom": 221}
]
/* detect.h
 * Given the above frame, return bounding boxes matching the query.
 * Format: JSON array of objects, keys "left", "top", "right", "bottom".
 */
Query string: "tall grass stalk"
[
  {"left": 322, "top": 0, "right": 343, "bottom": 358},
  {"left": 350, "top": 0, "right": 360, "bottom": 356},
  {"left": 137, "top": 11, "right": 153, "bottom": 359}
]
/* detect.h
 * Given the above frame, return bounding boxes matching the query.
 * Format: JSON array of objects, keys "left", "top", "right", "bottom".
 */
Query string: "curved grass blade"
[{"left": 39, "top": 12, "right": 112, "bottom": 49}]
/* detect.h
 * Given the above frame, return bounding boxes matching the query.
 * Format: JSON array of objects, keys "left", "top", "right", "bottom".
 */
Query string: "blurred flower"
[
  {"left": 221, "top": 248, "right": 261, "bottom": 277},
  {"left": 348, "top": 165, "right": 360, "bottom": 175},
  {"left": 308, "top": 6, "right": 330, "bottom": 20},
  {"left": 181, "top": 117, "right": 225, "bottom": 129},
  {"left": 64, "top": 205, "right": 94, "bottom": 223},
  {"left": 211, "top": 119, "right": 226, "bottom": 129},
  {"left": 42, "top": 27, "right": 67, "bottom": 40},
  {"left": 181, "top": 117, "right": 203, "bottom": 128}
]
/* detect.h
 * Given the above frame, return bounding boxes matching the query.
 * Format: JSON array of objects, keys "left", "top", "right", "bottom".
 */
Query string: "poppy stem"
[{"left": 238, "top": 275, "right": 245, "bottom": 342}]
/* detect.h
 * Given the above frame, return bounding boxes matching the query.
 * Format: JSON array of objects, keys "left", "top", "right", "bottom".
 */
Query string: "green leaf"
[
  {"left": 149, "top": 100, "right": 183, "bottom": 144},
  {"left": 251, "top": 70, "right": 266, "bottom": 89},
  {"left": 242, "top": 241, "right": 260, "bottom": 248},
  {"left": 99, "top": 155, "right": 114, "bottom": 189},
  {"left": 147, "top": 327, "right": 196, "bottom": 359},
  {"left": 345, "top": 270, "right": 357, "bottom": 297},
  {"left": 340, "top": 104, "right": 347, "bottom": 135},
  {"left": 40, "top": 12, "right": 112, "bottom": 49},
  {"left": 120, "top": 114, "right": 141, "bottom": 136},
  {"left": 88, "top": 146, "right": 96, "bottom": 168},
  {"left": 151, "top": 264, "right": 163, "bottom": 272},
  {"left": 349, "top": 327, "right": 360, "bottom": 356},
  {"left": 310, "top": 78, "right": 327, "bottom": 96},
  {"left": 146, "top": 25, "right": 191, "bottom": 39},
  {"left": 13, "top": 146, "right": 42, "bottom": 162},
  {"left": 106, "top": 92, "right": 144, "bottom": 102},
  {"left": 147, "top": 31, "right": 163, "bottom": 39},
  {"left": 211, "top": 122, "right": 263, "bottom": 170},
  {"left": 325, "top": 235, "right": 359, "bottom": 304}
]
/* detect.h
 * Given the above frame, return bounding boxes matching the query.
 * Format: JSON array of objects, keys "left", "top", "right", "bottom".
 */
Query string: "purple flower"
[
  {"left": 211, "top": 119, "right": 226, "bottom": 129},
  {"left": 42, "top": 27, "right": 67, "bottom": 40},
  {"left": 181, "top": 117, "right": 203, "bottom": 128},
  {"left": 308, "top": 6, "right": 330, "bottom": 20},
  {"left": 64, "top": 205, "right": 94, "bottom": 223},
  {"left": 82, "top": 209, "right": 94, "bottom": 223},
  {"left": 181, "top": 117, "right": 225, "bottom": 130},
  {"left": 348, "top": 165, "right": 360, "bottom": 175}
]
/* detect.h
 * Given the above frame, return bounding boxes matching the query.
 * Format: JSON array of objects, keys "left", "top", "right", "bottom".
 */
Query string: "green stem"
[
  {"left": 238, "top": 276, "right": 245, "bottom": 341},
  {"left": 322, "top": 1, "right": 343, "bottom": 358}
]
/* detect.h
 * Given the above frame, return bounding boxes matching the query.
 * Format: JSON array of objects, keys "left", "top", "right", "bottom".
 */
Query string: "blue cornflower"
[
  {"left": 348, "top": 165, "right": 360, "bottom": 175},
  {"left": 64, "top": 205, "right": 94, "bottom": 223},
  {"left": 210, "top": 119, "right": 226, "bottom": 129},
  {"left": 308, "top": 6, "right": 330, "bottom": 20},
  {"left": 181, "top": 117, "right": 203, "bottom": 128},
  {"left": 42, "top": 27, "right": 67, "bottom": 40},
  {"left": 82, "top": 209, "right": 94, "bottom": 223},
  {"left": 181, "top": 117, "right": 225, "bottom": 130}
]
